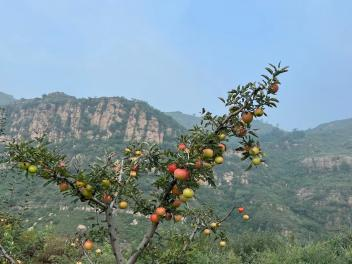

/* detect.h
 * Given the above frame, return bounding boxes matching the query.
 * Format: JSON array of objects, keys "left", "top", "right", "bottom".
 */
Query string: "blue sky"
[{"left": 0, "top": 1, "right": 351, "bottom": 130}]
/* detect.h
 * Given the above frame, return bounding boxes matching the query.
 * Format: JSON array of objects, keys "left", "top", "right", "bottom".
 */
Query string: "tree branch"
[
  {"left": 219, "top": 204, "right": 237, "bottom": 224},
  {"left": 0, "top": 244, "right": 16, "bottom": 264},
  {"left": 182, "top": 218, "right": 201, "bottom": 251},
  {"left": 127, "top": 223, "right": 159, "bottom": 264},
  {"left": 106, "top": 206, "right": 126, "bottom": 264},
  {"left": 127, "top": 178, "right": 177, "bottom": 264}
]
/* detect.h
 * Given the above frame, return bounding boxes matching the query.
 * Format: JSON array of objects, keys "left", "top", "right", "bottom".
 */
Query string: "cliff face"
[{"left": 5, "top": 92, "right": 183, "bottom": 143}]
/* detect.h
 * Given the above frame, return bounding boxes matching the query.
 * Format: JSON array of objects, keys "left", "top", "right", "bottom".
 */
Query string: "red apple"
[
  {"left": 155, "top": 207, "right": 166, "bottom": 217},
  {"left": 238, "top": 207, "right": 244, "bottom": 213},
  {"left": 59, "top": 182, "right": 70, "bottom": 192},
  {"left": 102, "top": 194, "right": 113, "bottom": 204},
  {"left": 178, "top": 143, "right": 187, "bottom": 151},
  {"left": 218, "top": 143, "right": 226, "bottom": 152},
  {"left": 174, "top": 168, "right": 190, "bottom": 181},
  {"left": 167, "top": 163, "right": 177, "bottom": 174},
  {"left": 150, "top": 214, "right": 159, "bottom": 223}
]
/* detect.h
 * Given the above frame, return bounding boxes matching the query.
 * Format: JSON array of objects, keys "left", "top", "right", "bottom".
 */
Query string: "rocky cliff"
[{"left": 4, "top": 92, "right": 184, "bottom": 144}]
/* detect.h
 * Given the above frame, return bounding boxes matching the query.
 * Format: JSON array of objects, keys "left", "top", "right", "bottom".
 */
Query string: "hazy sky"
[{"left": 0, "top": 1, "right": 351, "bottom": 130}]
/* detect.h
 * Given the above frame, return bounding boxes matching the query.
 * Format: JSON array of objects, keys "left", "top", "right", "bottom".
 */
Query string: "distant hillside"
[
  {"left": 5, "top": 92, "right": 184, "bottom": 144},
  {"left": 165, "top": 111, "right": 201, "bottom": 129},
  {"left": 0, "top": 91, "right": 15, "bottom": 106}
]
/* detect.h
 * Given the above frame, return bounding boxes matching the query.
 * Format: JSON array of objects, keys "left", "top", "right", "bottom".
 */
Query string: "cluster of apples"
[
  {"left": 248, "top": 145, "right": 262, "bottom": 166},
  {"left": 124, "top": 147, "right": 142, "bottom": 177},
  {"left": 234, "top": 82, "right": 279, "bottom": 138},
  {"left": 202, "top": 207, "right": 250, "bottom": 247},
  {"left": 17, "top": 161, "right": 38, "bottom": 174},
  {"left": 149, "top": 206, "right": 184, "bottom": 224},
  {"left": 238, "top": 207, "right": 250, "bottom": 221}
]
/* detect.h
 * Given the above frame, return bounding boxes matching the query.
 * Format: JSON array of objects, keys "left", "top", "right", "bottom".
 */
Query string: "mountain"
[
  {"left": 165, "top": 111, "right": 201, "bottom": 129},
  {"left": 1, "top": 92, "right": 352, "bottom": 241},
  {"left": 5, "top": 92, "right": 184, "bottom": 144},
  {"left": 0, "top": 91, "right": 15, "bottom": 106}
]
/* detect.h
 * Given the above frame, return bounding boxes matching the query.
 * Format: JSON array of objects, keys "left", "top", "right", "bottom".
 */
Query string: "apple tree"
[{"left": 4, "top": 64, "right": 288, "bottom": 264}]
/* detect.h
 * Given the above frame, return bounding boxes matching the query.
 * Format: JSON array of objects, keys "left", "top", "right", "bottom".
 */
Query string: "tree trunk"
[{"left": 106, "top": 207, "right": 126, "bottom": 264}]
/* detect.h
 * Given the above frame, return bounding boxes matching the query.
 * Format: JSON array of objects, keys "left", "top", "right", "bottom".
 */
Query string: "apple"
[
  {"left": 218, "top": 143, "right": 226, "bottom": 152},
  {"left": 243, "top": 214, "right": 250, "bottom": 221},
  {"left": 101, "top": 179, "right": 111, "bottom": 189},
  {"left": 182, "top": 188, "right": 194, "bottom": 199},
  {"left": 219, "top": 241, "right": 227, "bottom": 247},
  {"left": 167, "top": 163, "right": 177, "bottom": 174},
  {"left": 75, "top": 181, "right": 86, "bottom": 188},
  {"left": 234, "top": 126, "right": 247, "bottom": 137},
  {"left": 269, "top": 83, "right": 279, "bottom": 93},
  {"left": 210, "top": 222, "right": 218, "bottom": 229},
  {"left": 202, "top": 148, "right": 214, "bottom": 159},
  {"left": 85, "top": 184, "right": 94, "bottom": 192},
  {"left": 102, "top": 194, "right": 113, "bottom": 204},
  {"left": 150, "top": 213, "right": 159, "bottom": 223},
  {"left": 174, "top": 215, "right": 183, "bottom": 222},
  {"left": 195, "top": 159, "right": 203, "bottom": 169},
  {"left": 252, "top": 157, "right": 261, "bottom": 166},
  {"left": 81, "top": 189, "right": 93, "bottom": 199},
  {"left": 241, "top": 112, "right": 253, "bottom": 124},
  {"left": 172, "top": 200, "right": 182, "bottom": 208},
  {"left": 178, "top": 143, "right": 187, "bottom": 151},
  {"left": 171, "top": 185, "right": 182, "bottom": 195},
  {"left": 27, "top": 165, "right": 38, "bottom": 174},
  {"left": 180, "top": 194, "right": 189, "bottom": 203},
  {"left": 238, "top": 207, "right": 245, "bottom": 213},
  {"left": 254, "top": 108, "right": 264, "bottom": 117},
  {"left": 18, "top": 162, "right": 27, "bottom": 170},
  {"left": 59, "top": 182, "right": 70, "bottom": 192},
  {"left": 124, "top": 148, "right": 131, "bottom": 154},
  {"left": 203, "top": 162, "right": 213, "bottom": 169},
  {"left": 250, "top": 146, "right": 260, "bottom": 155},
  {"left": 203, "top": 229, "right": 211, "bottom": 236},
  {"left": 130, "top": 170, "right": 137, "bottom": 177},
  {"left": 155, "top": 207, "right": 166, "bottom": 217},
  {"left": 83, "top": 240, "right": 94, "bottom": 250},
  {"left": 174, "top": 168, "right": 190, "bottom": 181},
  {"left": 118, "top": 201, "right": 128, "bottom": 209},
  {"left": 218, "top": 133, "right": 226, "bottom": 141},
  {"left": 214, "top": 156, "right": 224, "bottom": 164},
  {"left": 135, "top": 150, "right": 142, "bottom": 156}
]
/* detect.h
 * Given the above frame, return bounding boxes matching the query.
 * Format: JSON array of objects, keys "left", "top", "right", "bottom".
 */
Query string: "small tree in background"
[{"left": 4, "top": 64, "right": 288, "bottom": 264}]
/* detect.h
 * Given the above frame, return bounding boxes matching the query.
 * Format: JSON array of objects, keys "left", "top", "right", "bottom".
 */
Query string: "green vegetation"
[{"left": 2, "top": 214, "right": 352, "bottom": 264}]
